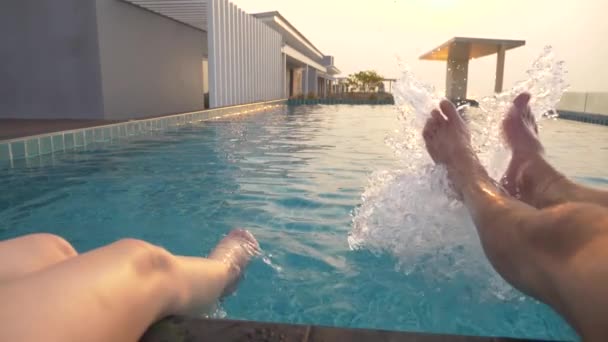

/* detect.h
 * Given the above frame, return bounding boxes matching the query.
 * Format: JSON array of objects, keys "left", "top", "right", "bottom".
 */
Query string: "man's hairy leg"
[
  {"left": 501, "top": 93, "right": 608, "bottom": 209},
  {"left": 424, "top": 98, "right": 608, "bottom": 340}
]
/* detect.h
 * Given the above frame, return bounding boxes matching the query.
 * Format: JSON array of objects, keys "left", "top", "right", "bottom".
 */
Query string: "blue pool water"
[{"left": 1, "top": 105, "right": 606, "bottom": 340}]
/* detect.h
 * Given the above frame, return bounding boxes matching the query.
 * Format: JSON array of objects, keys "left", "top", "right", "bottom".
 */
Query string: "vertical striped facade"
[{"left": 208, "top": 0, "right": 284, "bottom": 108}]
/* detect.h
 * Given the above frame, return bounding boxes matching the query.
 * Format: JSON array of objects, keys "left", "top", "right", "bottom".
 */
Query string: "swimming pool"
[{"left": 1, "top": 105, "right": 605, "bottom": 340}]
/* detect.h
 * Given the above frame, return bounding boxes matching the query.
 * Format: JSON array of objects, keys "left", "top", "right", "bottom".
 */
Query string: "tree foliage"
[{"left": 346, "top": 70, "right": 384, "bottom": 92}]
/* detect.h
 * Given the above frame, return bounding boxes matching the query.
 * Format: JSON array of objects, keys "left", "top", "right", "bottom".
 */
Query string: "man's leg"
[
  {"left": 0, "top": 233, "right": 77, "bottom": 282},
  {"left": 424, "top": 98, "right": 608, "bottom": 340},
  {"left": 0, "top": 229, "right": 259, "bottom": 342},
  {"left": 501, "top": 93, "right": 608, "bottom": 209}
]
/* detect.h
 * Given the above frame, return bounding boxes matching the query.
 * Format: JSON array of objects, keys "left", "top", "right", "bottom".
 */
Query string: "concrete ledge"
[
  {"left": 288, "top": 98, "right": 395, "bottom": 105},
  {"left": 0, "top": 99, "right": 286, "bottom": 167},
  {"left": 558, "top": 110, "right": 608, "bottom": 126},
  {"left": 141, "top": 317, "right": 559, "bottom": 342}
]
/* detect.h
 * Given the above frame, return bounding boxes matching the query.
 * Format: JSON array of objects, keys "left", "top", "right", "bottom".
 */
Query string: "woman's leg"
[
  {"left": 501, "top": 93, "right": 608, "bottom": 209},
  {"left": 0, "top": 233, "right": 77, "bottom": 282},
  {"left": 423, "top": 97, "right": 608, "bottom": 340},
  {"left": 0, "top": 229, "right": 259, "bottom": 342}
]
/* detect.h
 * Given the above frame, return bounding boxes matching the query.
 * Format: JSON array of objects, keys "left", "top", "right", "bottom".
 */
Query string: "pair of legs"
[
  {"left": 424, "top": 93, "right": 608, "bottom": 340},
  {"left": 0, "top": 229, "right": 259, "bottom": 342}
]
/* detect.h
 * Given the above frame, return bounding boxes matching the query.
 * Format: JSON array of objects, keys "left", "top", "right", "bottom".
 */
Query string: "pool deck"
[
  {"left": 141, "top": 317, "right": 556, "bottom": 342},
  {"left": 0, "top": 119, "right": 120, "bottom": 140}
]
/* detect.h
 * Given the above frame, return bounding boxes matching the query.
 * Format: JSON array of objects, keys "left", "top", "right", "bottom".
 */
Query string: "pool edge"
[
  {"left": 0, "top": 99, "right": 287, "bottom": 166},
  {"left": 141, "top": 316, "right": 562, "bottom": 342}
]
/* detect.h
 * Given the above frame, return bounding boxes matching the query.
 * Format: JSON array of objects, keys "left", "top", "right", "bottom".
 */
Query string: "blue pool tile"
[
  {"left": 84, "top": 130, "right": 94, "bottom": 145},
  {"left": 111, "top": 126, "right": 119, "bottom": 139},
  {"left": 64, "top": 133, "right": 75, "bottom": 149},
  {"left": 52, "top": 134, "right": 64, "bottom": 152},
  {"left": 75, "top": 131, "right": 85, "bottom": 147},
  {"left": 93, "top": 128, "right": 103, "bottom": 142},
  {"left": 102, "top": 127, "right": 111, "bottom": 141},
  {"left": 11, "top": 141, "right": 25, "bottom": 159},
  {"left": 0, "top": 143, "right": 10, "bottom": 162},
  {"left": 39, "top": 136, "right": 52, "bottom": 155},
  {"left": 25, "top": 138, "right": 40, "bottom": 157},
  {"left": 119, "top": 125, "right": 127, "bottom": 137}
]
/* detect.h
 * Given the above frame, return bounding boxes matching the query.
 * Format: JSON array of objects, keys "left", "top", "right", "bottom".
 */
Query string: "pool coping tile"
[
  {"left": 52, "top": 134, "right": 65, "bottom": 152},
  {"left": 39, "top": 136, "right": 53, "bottom": 155},
  {"left": 0, "top": 99, "right": 287, "bottom": 164},
  {"left": 0, "top": 143, "right": 10, "bottom": 163},
  {"left": 25, "top": 138, "right": 39, "bottom": 158},
  {"left": 140, "top": 317, "right": 557, "bottom": 342}
]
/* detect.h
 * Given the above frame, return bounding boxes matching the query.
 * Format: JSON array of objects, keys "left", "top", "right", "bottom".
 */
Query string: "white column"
[
  {"left": 260, "top": 22, "right": 263, "bottom": 101},
  {"left": 256, "top": 22, "right": 261, "bottom": 101},
  {"left": 220, "top": 0, "right": 228, "bottom": 107},
  {"left": 304, "top": 65, "right": 309, "bottom": 95},
  {"left": 236, "top": 8, "right": 242, "bottom": 105},
  {"left": 208, "top": 0, "right": 217, "bottom": 108},
  {"left": 245, "top": 12, "right": 251, "bottom": 104},
  {"left": 282, "top": 53, "right": 287, "bottom": 98},
  {"left": 495, "top": 45, "right": 506, "bottom": 94},
  {"left": 263, "top": 25, "right": 268, "bottom": 101}
]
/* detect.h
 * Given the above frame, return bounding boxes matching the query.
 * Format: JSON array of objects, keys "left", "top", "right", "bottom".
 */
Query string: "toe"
[
  {"left": 513, "top": 92, "right": 531, "bottom": 109},
  {"left": 423, "top": 116, "right": 439, "bottom": 140},
  {"left": 431, "top": 108, "right": 445, "bottom": 122},
  {"left": 439, "top": 99, "right": 460, "bottom": 124}
]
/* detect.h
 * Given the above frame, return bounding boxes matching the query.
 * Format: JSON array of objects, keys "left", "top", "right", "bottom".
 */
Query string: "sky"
[{"left": 231, "top": 0, "right": 608, "bottom": 97}]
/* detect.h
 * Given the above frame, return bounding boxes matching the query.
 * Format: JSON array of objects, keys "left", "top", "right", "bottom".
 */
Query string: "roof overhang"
[
  {"left": 283, "top": 45, "right": 326, "bottom": 73},
  {"left": 420, "top": 37, "right": 525, "bottom": 61},
  {"left": 254, "top": 12, "right": 324, "bottom": 61},
  {"left": 122, "top": 0, "right": 208, "bottom": 31},
  {"left": 326, "top": 65, "right": 341, "bottom": 75}
]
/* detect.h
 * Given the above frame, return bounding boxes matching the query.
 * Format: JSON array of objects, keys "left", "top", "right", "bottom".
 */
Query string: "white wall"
[
  {"left": 207, "top": 0, "right": 284, "bottom": 108},
  {"left": 558, "top": 92, "right": 608, "bottom": 115},
  {"left": 96, "top": 0, "right": 205, "bottom": 119},
  {"left": 586, "top": 93, "right": 608, "bottom": 115},
  {"left": 557, "top": 92, "right": 587, "bottom": 112}
]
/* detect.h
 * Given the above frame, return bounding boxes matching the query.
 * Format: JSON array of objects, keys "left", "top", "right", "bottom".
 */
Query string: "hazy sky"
[{"left": 231, "top": 0, "right": 608, "bottom": 96}]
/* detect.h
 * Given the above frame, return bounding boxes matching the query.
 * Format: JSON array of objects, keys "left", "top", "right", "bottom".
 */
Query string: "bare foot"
[
  {"left": 208, "top": 229, "right": 260, "bottom": 297},
  {"left": 423, "top": 99, "right": 489, "bottom": 196},
  {"left": 501, "top": 93, "right": 559, "bottom": 205}
]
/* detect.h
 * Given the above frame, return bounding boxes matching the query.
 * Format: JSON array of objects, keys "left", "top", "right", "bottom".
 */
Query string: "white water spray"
[{"left": 349, "top": 47, "right": 568, "bottom": 298}]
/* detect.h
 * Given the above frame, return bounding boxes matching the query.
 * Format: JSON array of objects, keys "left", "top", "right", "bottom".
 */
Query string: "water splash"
[
  {"left": 261, "top": 252, "right": 283, "bottom": 273},
  {"left": 349, "top": 47, "right": 568, "bottom": 298}
]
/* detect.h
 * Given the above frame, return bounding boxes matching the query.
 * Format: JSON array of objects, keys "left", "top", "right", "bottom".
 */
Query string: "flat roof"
[
  {"left": 253, "top": 11, "right": 324, "bottom": 58},
  {"left": 419, "top": 37, "right": 525, "bottom": 61}
]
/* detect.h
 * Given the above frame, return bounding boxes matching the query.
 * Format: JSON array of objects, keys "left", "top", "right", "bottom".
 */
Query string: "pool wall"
[
  {"left": 287, "top": 98, "right": 395, "bottom": 105},
  {"left": 0, "top": 99, "right": 286, "bottom": 167},
  {"left": 557, "top": 91, "right": 608, "bottom": 126}
]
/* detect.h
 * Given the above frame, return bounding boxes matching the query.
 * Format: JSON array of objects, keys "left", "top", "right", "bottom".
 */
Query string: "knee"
[
  {"left": 29, "top": 233, "right": 78, "bottom": 260},
  {"left": 112, "top": 238, "right": 176, "bottom": 276}
]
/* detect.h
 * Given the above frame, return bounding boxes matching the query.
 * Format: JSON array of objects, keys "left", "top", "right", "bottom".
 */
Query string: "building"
[
  {"left": 0, "top": 0, "right": 340, "bottom": 121},
  {"left": 253, "top": 12, "right": 340, "bottom": 99}
]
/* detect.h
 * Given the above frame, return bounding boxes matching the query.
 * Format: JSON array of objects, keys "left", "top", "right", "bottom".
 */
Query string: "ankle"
[
  {"left": 520, "top": 156, "right": 568, "bottom": 208},
  {"left": 447, "top": 157, "right": 491, "bottom": 196}
]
